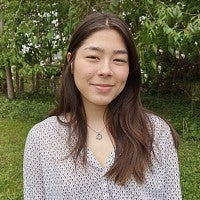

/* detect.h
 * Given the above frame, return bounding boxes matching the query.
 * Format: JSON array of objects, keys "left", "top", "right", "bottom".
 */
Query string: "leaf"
[
  {"left": 152, "top": 44, "right": 157, "bottom": 54},
  {"left": 151, "top": 59, "right": 157, "bottom": 70},
  {"left": 168, "top": 46, "right": 174, "bottom": 55},
  {"left": 47, "top": 31, "right": 54, "bottom": 40},
  {"left": 163, "top": 25, "right": 173, "bottom": 34},
  {"left": 147, "top": 0, "right": 154, "bottom": 5},
  {"left": 109, "top": 0, "right": 119, "bottom": 12}
]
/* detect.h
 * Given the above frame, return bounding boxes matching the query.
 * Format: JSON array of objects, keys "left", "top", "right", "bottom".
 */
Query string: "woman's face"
[{"left": 71, "top": 29, "right": 129, "bottom": 109}]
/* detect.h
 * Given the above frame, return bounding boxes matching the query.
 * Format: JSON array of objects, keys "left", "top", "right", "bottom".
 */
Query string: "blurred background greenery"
[{"left": 0, "top": 0, "right": 199, "bottom": 199}]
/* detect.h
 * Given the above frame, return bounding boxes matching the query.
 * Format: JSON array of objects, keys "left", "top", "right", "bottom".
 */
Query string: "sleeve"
[
  {"left": 158, "top": 119, "right": 182, "bottom": 200},
  {"left": 23, "top": 126, "right": 45, "bottom": 200}
]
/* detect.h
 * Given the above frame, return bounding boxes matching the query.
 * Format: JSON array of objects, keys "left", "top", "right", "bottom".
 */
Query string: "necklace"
[{"left": 87, "top": 124, "right": 106, "bottom": 140}]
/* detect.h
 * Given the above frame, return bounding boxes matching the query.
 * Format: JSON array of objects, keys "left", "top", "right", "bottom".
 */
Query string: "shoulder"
[
  {"left": 147, "top": 113, "right": 170, "bottom": 129},
  {"left": 146, "top": 113, "right": 174, "bottom": 143},
  {"left": 147, "top": 113, "right": 171, "bottom": 133},
  {"left": 26, "top": 115, "right": 68, "bottom": 144},
  {"left": 145, "top": 114, "right": 177, "bottom": 156},
  {"left": 29, "top": 115, "right": 63, "bottom": 133}
]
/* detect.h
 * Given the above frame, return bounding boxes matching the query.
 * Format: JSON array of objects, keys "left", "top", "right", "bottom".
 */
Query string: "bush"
[
  {"left": 142, "top": 93, "right": 200, "bottom": 140},
  {"left": 0, "top": 93, "right": 199, "bottom": 140},
  {"left": 0, "top": 94, "right": 56, "bottom": 123}
]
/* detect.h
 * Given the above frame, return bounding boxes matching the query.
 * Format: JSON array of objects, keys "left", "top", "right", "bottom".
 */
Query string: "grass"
[
  {"left": 0, "top": 119, "right": 33, "bottom": 200},
  {"left": 0, "top": 118, "right": 200, "bottom": 199},
  {"left": 179, "top": 139, "right": 200, "bottom": 199}
]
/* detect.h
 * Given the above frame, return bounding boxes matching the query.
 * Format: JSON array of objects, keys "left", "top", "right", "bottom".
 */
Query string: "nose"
[{"left": 97, "top": 60, "right": 113, "bottom": 77}]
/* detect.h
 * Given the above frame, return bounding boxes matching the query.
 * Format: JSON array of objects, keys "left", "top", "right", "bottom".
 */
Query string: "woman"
[{"left": 23, "top": 13, "right": 182, "bottom": 199}]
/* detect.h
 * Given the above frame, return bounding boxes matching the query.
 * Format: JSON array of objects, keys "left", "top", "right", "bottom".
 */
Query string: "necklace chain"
[{"left": 87, "top": 124, "right": 106, "bottom": 140}]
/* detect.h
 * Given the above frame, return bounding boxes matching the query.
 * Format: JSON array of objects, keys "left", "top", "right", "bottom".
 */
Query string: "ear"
[
  {"left": 67, "top": 52, "right": 71, "bottom": 62},
  {"left": 67, "top": 52, "right": 74, "bottom": 73}
]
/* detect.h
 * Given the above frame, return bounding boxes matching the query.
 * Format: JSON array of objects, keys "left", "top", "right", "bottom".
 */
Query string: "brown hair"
[{"left": 50, "top": 12, "right": 179, "bottom": 185}]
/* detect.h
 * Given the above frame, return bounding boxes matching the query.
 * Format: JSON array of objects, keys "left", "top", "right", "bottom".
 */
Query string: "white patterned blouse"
[{"left": 23, "top": 114, "right": 182, "bottom": 200}]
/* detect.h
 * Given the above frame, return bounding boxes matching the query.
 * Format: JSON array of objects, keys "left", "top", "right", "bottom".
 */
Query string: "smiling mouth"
[
  {"left": 91, "top": 84, "right": 114, "bottom": 92},
  {"left": 93, "top": 84, "right": 113, "bottom": 87}
]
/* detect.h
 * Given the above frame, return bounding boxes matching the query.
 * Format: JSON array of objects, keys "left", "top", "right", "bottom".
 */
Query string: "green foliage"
[
  {"left": 0, "top": 94, "right": 55, "bottom": 123},
  {"left": 142, "top": 93, "right": 200, "bottom": 140},
  {"left": 0, "top": 92, "right": 199, "bottom": 140},
  {"left": 1, "top": 0, "right": 199, "bottom": 97},
  {"left": 121, "top": 0, "right": 200, "bottom": 95}
]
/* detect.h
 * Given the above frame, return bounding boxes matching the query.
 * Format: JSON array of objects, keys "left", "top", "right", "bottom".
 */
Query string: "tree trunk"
[
  {"left": 35, "top": 72, "right": 40, "bottom": 92},
  {"left": 31, "top": 72, "right": 35, "bottom": 93},
  {"left": 0, "top": 19, "right": 3, "bottom": 29},
  {"left": 19, "top": 77, "right": 24, "bottom": 92},
  {"left": 5, "top": 66, "right": 15, "bottom": 99},
  {"left": 48, "top": 41, "right": 53, "bottom": 64},
  {"left": 15, "top": 68, "right": 19, "bottom": 94}
]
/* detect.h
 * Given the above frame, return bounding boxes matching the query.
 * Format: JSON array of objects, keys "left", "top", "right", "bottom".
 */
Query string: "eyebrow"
[
  {"left": 113, "top": 49, "right": 128, "bottom": 55},
  {"left": 84, "top": 46, "right": 128, "bottom": 55}
]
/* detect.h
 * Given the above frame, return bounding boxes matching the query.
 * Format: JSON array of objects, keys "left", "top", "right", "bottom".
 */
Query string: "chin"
[
  {"left": 84, "top": 96, "right": 115, "bottom": 107},
  {"left": 94, "top": 102, "right": 110, "bottom": 106},
  {"left": 92, "top": 99, "right": 112, "bottom": 106}
]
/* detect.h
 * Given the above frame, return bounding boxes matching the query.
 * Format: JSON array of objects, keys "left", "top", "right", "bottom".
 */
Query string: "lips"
[
  {"left": 91, "top": 83, "right": 114, "bottom": 92},
  {"left": 93, "top": 84, "right": 113, "bottom": 87}
]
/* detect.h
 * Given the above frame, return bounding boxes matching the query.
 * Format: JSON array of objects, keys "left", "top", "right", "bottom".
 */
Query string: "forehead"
[{"left": 80, "top": 29, "right": 126, "bottom": 49}]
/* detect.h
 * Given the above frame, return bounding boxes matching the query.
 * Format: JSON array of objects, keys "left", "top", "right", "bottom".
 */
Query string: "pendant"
[{"left": 96, "top": 133, "right": 103, "bottom": 140}]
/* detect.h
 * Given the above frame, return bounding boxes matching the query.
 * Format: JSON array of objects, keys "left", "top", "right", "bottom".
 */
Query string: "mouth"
[
  {"left": 91, "top": 83, "right": 114, "bottom": 92},
  {"left": 92, "top": 84, "right": 114, "bottom": 87}
]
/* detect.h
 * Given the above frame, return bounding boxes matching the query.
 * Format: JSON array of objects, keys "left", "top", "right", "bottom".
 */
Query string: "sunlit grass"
[
  {"left": 0, "top": 119, "right": 33, "bottom": 200},
  {"left": 179, "top": 139, "right": 200, "bottom": 199}
]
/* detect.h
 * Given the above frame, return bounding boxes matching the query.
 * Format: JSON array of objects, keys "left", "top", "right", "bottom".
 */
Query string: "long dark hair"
[{"left": 50, "top": 12, "right": 179, "bottom": 185}]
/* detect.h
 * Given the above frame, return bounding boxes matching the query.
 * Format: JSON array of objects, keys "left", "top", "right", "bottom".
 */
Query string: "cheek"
[
  {"left": 73, "top": 66, "right": 96, "bottom": 83},
  {"left": 73, "top": 69, "right": 92, "bottom": 82},
  {"left": 73, "top": 66, "right": 93, "bottom": 90},
  {"left": 119, "top": 68, "right": 129, "bottom": 83}
]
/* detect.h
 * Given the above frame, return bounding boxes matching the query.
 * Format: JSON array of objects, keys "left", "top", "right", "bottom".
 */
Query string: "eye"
[
  {"left": 86, "top": 56, "right": 99, "bottom": 61},
  {"left": 113, "top": 58, "right": 128, "bottom": 63}
]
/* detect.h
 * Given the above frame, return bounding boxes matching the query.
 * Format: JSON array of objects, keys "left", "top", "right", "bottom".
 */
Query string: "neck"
[{"left": 83, "top": 102, "right": 107, "bottom": 128}]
